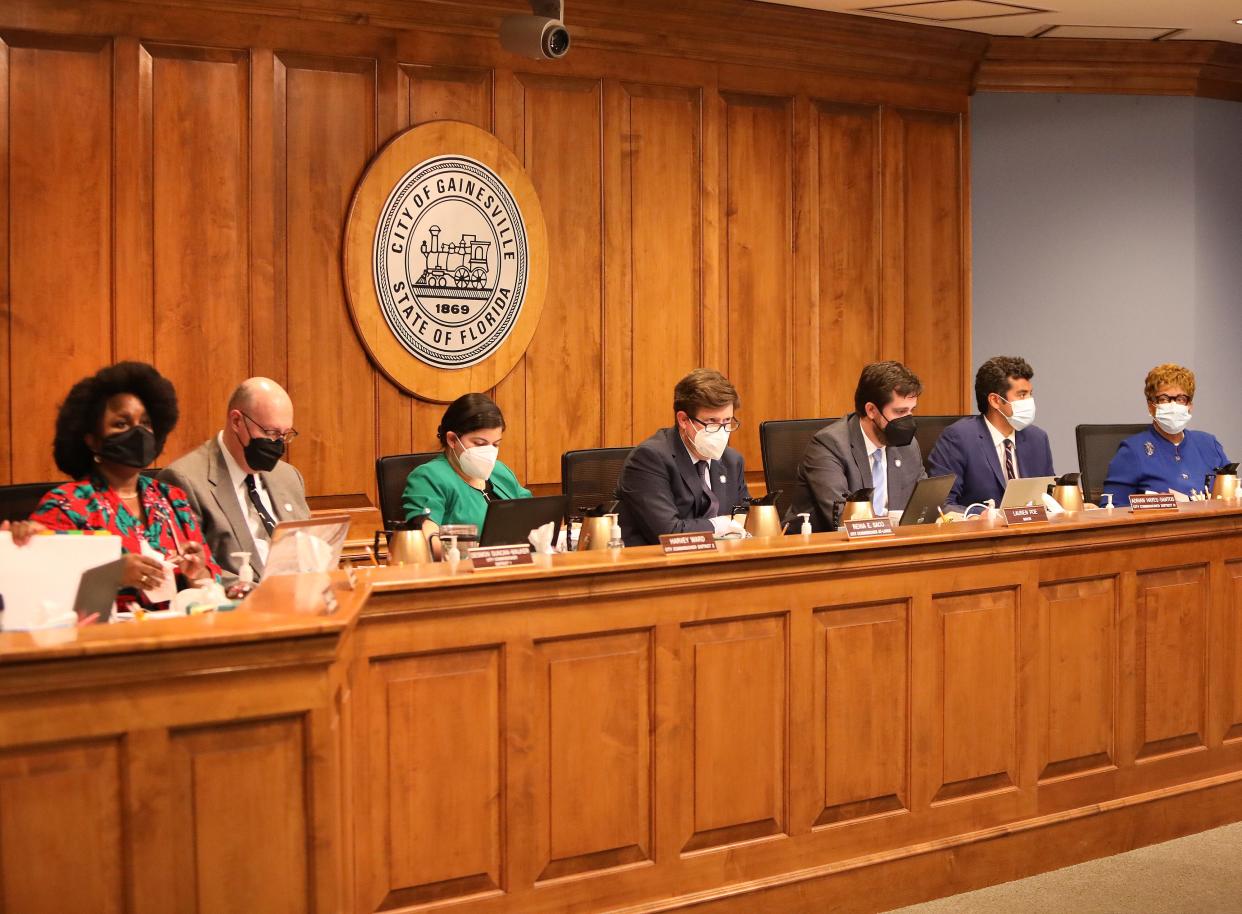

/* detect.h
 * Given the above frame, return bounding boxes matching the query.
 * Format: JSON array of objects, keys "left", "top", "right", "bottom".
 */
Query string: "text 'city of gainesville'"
[{"left": 387, "top": 178, "right": 518, "bottom": 258}]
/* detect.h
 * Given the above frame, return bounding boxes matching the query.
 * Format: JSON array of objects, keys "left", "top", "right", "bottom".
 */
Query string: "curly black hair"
[
  {"left": 974, "top": 356, "right": 1034, "bottom": 414},
  {"left": 52, "top": 361, "right": 179, "bottom": 478}
]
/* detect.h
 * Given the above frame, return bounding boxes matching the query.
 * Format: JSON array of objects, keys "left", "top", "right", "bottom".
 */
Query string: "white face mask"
[
  {"left": 454, "top": 441, "right": 499, "bottom": 480},
  {"left": 1153, "top": 402, "right": 1191, "bottom": 435},
  {"left": 692, "top": 426, "right": 730, "bottom": 462},
  {"left": 1005, "top": 397, "right": 1036, "bottom": 432}
]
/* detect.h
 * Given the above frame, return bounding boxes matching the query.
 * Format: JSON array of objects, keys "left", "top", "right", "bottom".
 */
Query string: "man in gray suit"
[
  {"left": 160, "top": 378, "right": 310, "bottom": 585},
  {"left": 790, "top": 361, "right": 928, "bottom": 531}
]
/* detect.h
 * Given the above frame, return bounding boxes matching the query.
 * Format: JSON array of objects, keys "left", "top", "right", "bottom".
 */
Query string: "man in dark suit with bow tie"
[
  {"left": 929, "top": 355, "right": 1055, "bottom": 511},
  {"left": 617, "top": 369, "right": 750, "bottom": 546}
]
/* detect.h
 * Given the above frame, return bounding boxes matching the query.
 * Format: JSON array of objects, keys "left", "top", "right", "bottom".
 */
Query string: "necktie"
[
  {"left": 244, "top": 474, "right": 277, "bottom": 537},
  {"left": 1003, "top": 439, "right": 1016, "bottom": 481},
  {"left": 871, "top": 449, "right": 887, "bottom": 516},
  {"left": 696, "top": 461, "right": 719, "bottom": 517}
]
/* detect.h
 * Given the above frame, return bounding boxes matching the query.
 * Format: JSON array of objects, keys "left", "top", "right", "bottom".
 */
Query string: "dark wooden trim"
[{"left": 977, "top": 37, "right": 1242, "bottom": 102}]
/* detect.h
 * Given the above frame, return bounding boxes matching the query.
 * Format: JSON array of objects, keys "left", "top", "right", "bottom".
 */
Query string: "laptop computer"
[
  {"left": 896, "top": 475, "right": 957, "bottom": 527},
  {"left": 999, "top": 476, "right": 1056, "bottom": 509},
  {"left": 479, "top": 495, "right": 570, "bottom": 548}
]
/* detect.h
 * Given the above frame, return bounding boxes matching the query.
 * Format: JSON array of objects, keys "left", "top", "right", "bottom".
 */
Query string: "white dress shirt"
[
  {"left": 863, "top": 433, "right": 888, "bottom": 514},
  {"left": 217, "top": 431, "right": 276, "bottom": 564},
  {"left": 986, "top": 418, "right": 1019, "bottom": 479}
]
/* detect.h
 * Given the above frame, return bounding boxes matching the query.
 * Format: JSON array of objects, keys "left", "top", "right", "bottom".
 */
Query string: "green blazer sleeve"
[{"left": 401, "top": 462, "right": 449, "bottom": 525}]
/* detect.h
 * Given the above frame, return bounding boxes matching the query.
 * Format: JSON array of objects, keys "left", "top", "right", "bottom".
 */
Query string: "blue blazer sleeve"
[
  {"left": 1030, "top": 426, "right": 1055, "bottom": 477},
  {"left": 928, "top": 425, "right": 969, "bottom": 511},
  {"left": 1102, "top": 439, "right": 1141, "bottom": 506}
]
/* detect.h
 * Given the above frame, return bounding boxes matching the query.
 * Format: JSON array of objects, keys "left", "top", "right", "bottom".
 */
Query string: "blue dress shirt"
[{"left": 1102, "top": 425, "right": 1229, "bottom": 506}]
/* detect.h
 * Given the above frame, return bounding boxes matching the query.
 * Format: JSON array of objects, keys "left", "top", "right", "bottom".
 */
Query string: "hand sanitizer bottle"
[
  {"left": 798, "top": 513, "right": 812, "bottom": 536},
  {"left": 231, "top": 552, "right": 254, "bottom": 587},
  {"left": 607, "top": 514, "right": 624, "bottom": 549}
]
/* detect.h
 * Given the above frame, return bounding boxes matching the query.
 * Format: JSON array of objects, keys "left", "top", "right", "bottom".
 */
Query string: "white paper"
[
  {"left": 0, "top": 532, "right": 122, "bottom": 630},
  {"left": 138, "top": 539, "right": 178, "bottom": 604}
]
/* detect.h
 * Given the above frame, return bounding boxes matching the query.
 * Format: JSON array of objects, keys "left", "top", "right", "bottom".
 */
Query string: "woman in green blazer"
[{"left": 401, "top": 393, "right": 531, "bottom": 541}]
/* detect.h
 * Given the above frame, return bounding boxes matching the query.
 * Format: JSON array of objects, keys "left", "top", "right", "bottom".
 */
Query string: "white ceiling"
[{"left": 756, "top": 0, "right": 1242, "bottom": 43}]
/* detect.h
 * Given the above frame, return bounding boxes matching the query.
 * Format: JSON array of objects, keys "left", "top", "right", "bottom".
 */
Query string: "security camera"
[{"left": 500, "top": 0, "right": 571, "bottom": 60}]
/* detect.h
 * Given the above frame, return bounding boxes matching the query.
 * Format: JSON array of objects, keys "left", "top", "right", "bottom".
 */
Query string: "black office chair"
[
  {"left": 561, "top": 447, "right": 634, "bottom": 516},
  {"left": 375, "top": 452, "right": 441, "bottom": 527},
  {"left": 914, "top": 415, "right": 968, "bottom": 471},
  {"left": 1076, "top": 424, "right": 1148, "bottom": 503},
  {"left": 0, "top": 481, "right": 60, "bottom": 522},
  {"left": 759, "top": 417, "right": 837, "bottom": 519}
]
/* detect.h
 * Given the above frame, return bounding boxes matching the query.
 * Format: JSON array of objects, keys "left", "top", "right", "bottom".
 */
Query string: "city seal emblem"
[{"left": 344, "top": 121, "right": 548, "bottom": 402}]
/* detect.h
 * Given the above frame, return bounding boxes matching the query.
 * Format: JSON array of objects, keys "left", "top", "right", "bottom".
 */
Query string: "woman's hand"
[
  {"left": 173, "top": 541, "right": 210, "bottom": 582},
  {"left": 0, "top": 519, "right": 48, "bottom": 545},
  {"left": 225, "top": 580, "right": 255, "bottom": 600},
  {"left": 120, "top": 553, "right": 167, "bottom": 591}
]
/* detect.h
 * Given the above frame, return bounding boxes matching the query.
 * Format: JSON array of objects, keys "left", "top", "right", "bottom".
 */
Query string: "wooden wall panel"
[
  {"left": 519, "top": 75, "right": 604, "bottom": 484},
  {"left": 148, "top": 45, "right": 250, "bottom": 462},
  {"left": 0, "top": 739, "right": 124, "bottom": 914},
  {"left": 681, "top": 614, "right": 787, "bottom": 851},
  {"left": 532, "top": 630, "right": 653, "bottom": 880},
  {"left": 723, "top": 93, "right": 793, "bottom": 464},
  {"left": 371, "top": 648, "right": 503, "bottom": 908},
  {"left": 278, "top": 56, "right": 378, "bottom": 498},
  {"left": 3, "top": 35, "right": 113, "bottom": 483},
  {"left": 813, "top": 601, "right": 908, "bottom": 825},
  {"left": 931, "top": 588, "right": 1019, "bottom": 802},
  {"left": 169, "top": 717, "right": 310, "bottom": 914},
  {"left": 619, "top": 84, "right": 704, "bottom": 444},
  {"left": 816, "top": 102, "right": 881, "bottom": 416},
  {"left": 891, "top": 110, "right": 966, "bottom": 413},
  {"left": 1037, "top": 577, "right": 1117, "bottom": 781},
  {"left": 0, "top": 0, "right": 974, "bottom": 499},
  {"left": 1134, "top": 565, "right": 1209, "bottom": 760}
]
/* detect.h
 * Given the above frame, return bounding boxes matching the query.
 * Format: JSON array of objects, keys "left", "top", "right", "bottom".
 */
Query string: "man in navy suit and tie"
[
  {"left": 928, "top": 355, "right": 1055, "bottom": 511},
  {"left": 617, "top": 369, "right": 750, "bottom": 546}
]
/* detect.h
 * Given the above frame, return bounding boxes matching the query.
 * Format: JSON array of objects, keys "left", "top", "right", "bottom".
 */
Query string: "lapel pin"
[
  {"left": 895, "top": 459, "right": 902, "bottom": 468},
  {"left": 284, "top": 503, "right": 293, "bottom": 512},
  {"left": 719, "top": 475, "right": 726, "bottom": 483}
]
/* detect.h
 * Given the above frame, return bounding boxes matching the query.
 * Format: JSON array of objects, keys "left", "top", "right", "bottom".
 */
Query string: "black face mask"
[
  {"left": 98, "top": 426, "right": 158, "bottom": 468},
  {"left": 244, "top": 434, "right": 285, "bottom": 472},
  {"left": 878, "top": 412, "right": 917, "bottom": 448}
]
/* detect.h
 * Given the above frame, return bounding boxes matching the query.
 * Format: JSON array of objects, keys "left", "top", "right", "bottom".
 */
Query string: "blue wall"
[{"left": 971, "top": 93, "right": 1242, "bottom": 473}]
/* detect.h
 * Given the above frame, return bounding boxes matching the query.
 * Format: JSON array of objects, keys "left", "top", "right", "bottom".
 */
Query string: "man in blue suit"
[{"left": 929, "top": 356, "right": 1055, "bottom": 511}]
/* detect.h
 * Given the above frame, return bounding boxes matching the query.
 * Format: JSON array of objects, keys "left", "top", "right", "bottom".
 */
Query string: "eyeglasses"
[
  {"left": 1150, "top": 395, "right": 1191, "bottom": 407},
  {"left": 689, "top": 415, "right": 741, "bottom": 434},
  {"left": 240, "top": 410, "right": 299, "bottom": 443}
]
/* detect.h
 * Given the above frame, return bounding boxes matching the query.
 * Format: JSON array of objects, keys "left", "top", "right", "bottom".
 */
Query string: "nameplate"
[
  {"left": 659, "top": 532, "right": 718, "bottom": 555},
  {"left": 844, "top": 518, "right": 895, "bottom": 539},
  {"left": 1002, "top": 505, "right": 1049, "bottom": 526},
  {"left": 1128, "top": 493, "right": 1180, "bottom": 512},
  {"left": 469, "top": 545, "right": 534, "bottom": 569}
]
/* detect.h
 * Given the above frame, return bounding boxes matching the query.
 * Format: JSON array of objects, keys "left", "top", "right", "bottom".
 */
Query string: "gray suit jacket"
[
  {"left": 159, "top": 437, "right": 310, "bottom": 583},
  {"left": 788, "top": 413, "right": 927, "bottom": 531}
]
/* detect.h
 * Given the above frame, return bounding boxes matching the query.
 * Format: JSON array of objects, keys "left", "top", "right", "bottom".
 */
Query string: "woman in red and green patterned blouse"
[{"left": 4, "top": 362, "right": 221, "bottom": 611}]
